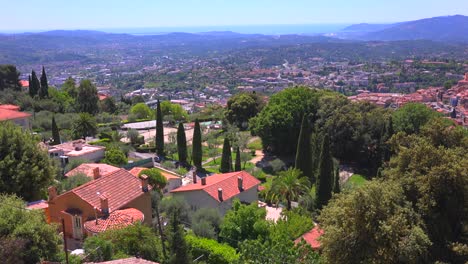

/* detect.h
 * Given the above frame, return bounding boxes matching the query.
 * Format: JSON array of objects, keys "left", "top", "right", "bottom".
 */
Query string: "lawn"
[
  {"left": 343, "top": 174, "right": 368, "bottom": 190},
  {"left": 247, "top": 138, "right": 263, "bottom": 151}
]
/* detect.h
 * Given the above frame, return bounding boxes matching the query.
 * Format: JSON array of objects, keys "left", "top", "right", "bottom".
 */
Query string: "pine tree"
[
  {"left": 177, "top": 122, "right": 188, "bottom": 165},
  {"left": 39, "top": 66, "right": 49, "bottom": 99},
  {"left": 155, "top": 100, "right": 165, "bottom": 156},
  {"left": 295, "top": 115, "right": 313, "bottom": 183},
  {"left": 29, "top": 70, "right": 40, "bottom": 97},
  {"left": 192, "top": 119, "right": 202, "bottom": 170},
  {"left": 235, "top": 146, "right": 241, "bottom": 171},
  {"left": 51, "top": 116, "right": 60, "bottom": 145},
  {"left": 315, "top": 134, "right": 334, "bottom": 210},
  {"left": 333, "top": 163, "right": 340, "bottom": 193},
  {"left": 220, "top": 138, "right": 232, "bottom": 173},
  {"left": 167, "top": 210, "right": 192, "bottom": 264}
]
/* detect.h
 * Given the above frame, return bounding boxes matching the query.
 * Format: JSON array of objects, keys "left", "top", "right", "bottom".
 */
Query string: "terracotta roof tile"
[
  {"left": 84, "top": 208, "right": 144, "bottom": 233},
  {"left": 63, "top": 169, "right": 149, "bottom": 213},
  {"left": 295, "top": 226, "right": 324, "bottom": 249},
  {"left": 171, "top": 171, "right": 260, "bottom": 202},
  {"left": 84, "top": 257, "right": 159, "bottom": 264},
  {"left": 26, "top": 200, "right": 49, "bottom": 210},
  {"left": 66, "top": 163, "right": 120, "bottom": 178},
  {"left": 0, "top": 108, "right": 31, "bottom": 121}
]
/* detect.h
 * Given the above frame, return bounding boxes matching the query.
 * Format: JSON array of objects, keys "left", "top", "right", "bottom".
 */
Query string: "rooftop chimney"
[
  {"left": 140, "top": 174, "right": 149, "bottom": 192},
  {"left": 93, "top": 167, "right": 100, "bottom": 180},
  {"left": 218, "top": 188, "right": 223, "bottom": 201},
  {"left": 100, "top": 194, "right": 109, "bottom": 216},
  {"left": 201, "top": 177, "right": 207, "bottom": 185},
  {"left": 238, "top": 176, "right": 243, "bottom": 191},
  {"left": 192, "top": 170, "right": 197, "bottom": 184},
  {"left": 48, "top": 186, "right": 57, "bottom": 201}
]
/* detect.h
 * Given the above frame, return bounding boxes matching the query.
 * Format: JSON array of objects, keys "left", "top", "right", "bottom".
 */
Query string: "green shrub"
[{"left": 186, "top": 234, "right": 239, "bottom": 264}]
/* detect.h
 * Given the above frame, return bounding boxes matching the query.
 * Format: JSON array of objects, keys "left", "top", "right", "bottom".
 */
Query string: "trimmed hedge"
[{"left": 186, "top": 234, "right": 239, "bottom": 264}]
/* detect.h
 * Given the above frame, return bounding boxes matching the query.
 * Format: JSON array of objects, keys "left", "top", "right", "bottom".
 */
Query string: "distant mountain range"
[{"left": 341, "top": 15, "right": 468, "bottom": 42}]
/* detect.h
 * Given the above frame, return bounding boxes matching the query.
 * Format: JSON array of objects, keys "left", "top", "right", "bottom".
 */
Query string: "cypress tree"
[
  {"left": 333, "top": 163, "right": 340, "bottom": 193},
  {"left": 295, "top": 115, "right": 313, "bottom": 182},
  {"left": 27, "top": 75, "right": 32, "bottom": 95},
  {"left": 29, "top": 70, "right": 40, "bottom": 97},
  {"left": 315, "top": 134, "right": 334, "bottom": 210},
  {"left": 192, "top": 119, "right": 202, "bottom": 170},
  {"left": 155, "top": 100, "right": 164, "bottom": 156},
  {"left": 167, "top": 210, "right": 192, "bottom": 264},
  {"left": 220, "top": 138, "right": 232, "bottom": 173},
  {"left": 51, "top": 116, "right": 60, "bottom": 145},
  {"left": 39, "top": 66, "right": 49, "bottom": 99},
  {"left": 235, "top": 146, "right": 241, "bottom": 171},
  {"left": 381, "top": 116, "right": 394, "bottom": 163},
  {"left": 177, "top": 122, "right": 187, "bottom": 165}
]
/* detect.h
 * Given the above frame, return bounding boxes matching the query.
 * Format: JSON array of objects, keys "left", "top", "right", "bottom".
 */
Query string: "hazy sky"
[{"left": 1, "top": 0, "right": 467, "bottom": 31}]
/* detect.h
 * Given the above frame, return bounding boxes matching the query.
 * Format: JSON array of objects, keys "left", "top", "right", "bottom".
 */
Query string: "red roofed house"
[
  {"left": 66, "top": 163, "right": 120, "bottom": 179},
  {"left": 171, "top": 171, "right": 261, "bottom": 215},
  {"left": 129, "top": 167, "right": 182, "bottom": 194},
  {"left": 48, "top": 139, "right": 105, "bottom": 162},
  {"left": 48, "top": 169, "right": 152, "bottom": 243},
  {"left": 0, "top": 104, "right": 31, "bottom": 129},
  {"left": 295, "top": 226, "right": 324, "bottom": 250}
]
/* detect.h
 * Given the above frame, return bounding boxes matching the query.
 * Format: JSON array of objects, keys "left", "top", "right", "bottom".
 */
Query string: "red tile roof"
[
  {"left": 66, "top": 163, "right": 120, "bottom": 178},
  {"left": 19, "top": 80, "right": 29, "bottom": 87},
  {"left": 26, "top": 200, "right": 49, "bottom": 210},
  {"left": 84, "top": 257, "right": 159, "bottom": 264},
  {"left": 84, "top": 208, "right": 144, "bottom": 233},
  {"left": 171, "top": 171, "right": 260, "bottom": 202},
  {"left": 0, "top": 105, "right": 31, "bottom": 121},
  {"left": 295, "top": 226, "right": 324, "bottom": 250},
  {"left": 63, "top": 169, "right": 149, "bottom": 213}
]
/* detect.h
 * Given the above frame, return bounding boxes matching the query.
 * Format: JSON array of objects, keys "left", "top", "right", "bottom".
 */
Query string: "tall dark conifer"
[
  {"left": 295, "top": 115, "right": 313, "bottom": 182},
  {"left": 192, "top": 119, "right": 202, "bottom": 170},
  {"left": 155, "top": 100, "right": 164, "bottom": 156},
  {"left": 51, "top": 116, "right": 60, "bottom": 145},
  {"left": 234, "top": 146, "right": 241, "bottom": 171},
  {"left": 220, "top": 138, "right": 232, "bottom": 173},
  {"left": 167, "top": 210, "right": 191, "bottom": 264},
  {"left": 27, "top": 75, "right": 32, "bottom": 96},
  {"left": 333, "top": 163, "right": 340, "bottom": 193},
  {"left": 177, "top": 122, "right": 187, "bottom": 165},
  {"left": 29, "top": 70, "right": 40, "bottom": 97},
  {"left": 39, "top": 66, "right": 49, "bottom": 98},
  {"left": 315, "top": 134, "right": 334, "bottom": 210}
]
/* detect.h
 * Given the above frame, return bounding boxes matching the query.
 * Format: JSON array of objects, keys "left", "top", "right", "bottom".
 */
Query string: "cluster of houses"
[{"left": 348, "top": 73, "right": 468, "bottom": 127}]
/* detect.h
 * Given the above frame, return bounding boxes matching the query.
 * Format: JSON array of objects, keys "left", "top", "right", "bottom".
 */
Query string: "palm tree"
[
  {"left": 268, "top": 168, "right": 310, "bottom": 210},
  {"left": 72, "top": 113, "right": 97, "bottom": 139}
]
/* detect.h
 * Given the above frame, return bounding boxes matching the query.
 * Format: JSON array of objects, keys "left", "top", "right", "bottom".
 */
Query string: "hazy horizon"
[{"left": 0, "top": 0, "right": 466, "bottom": 33}]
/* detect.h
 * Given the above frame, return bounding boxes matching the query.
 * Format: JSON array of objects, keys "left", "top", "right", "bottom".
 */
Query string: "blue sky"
[{"left": 0, "top": 0, "right": 467, "bottom": 32}]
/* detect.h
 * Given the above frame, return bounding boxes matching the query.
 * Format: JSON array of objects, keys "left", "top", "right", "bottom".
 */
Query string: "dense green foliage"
[
  {"left": 76, "top": 79, "right": 99, "bottom": 114},
  {"left": 129, "top": 103, "right": 153, "bottom": 120},
  {"left": 192, "top": 120, "right": 202, "bottom": 169},
  {"left": 166, "top": 209, "right": 192, "bottom": 264},
  {"left": 234, "top": 147, "right": 241, "bottom": 172},
  {"left": 250, "top": 87, "right": 326, "bottom": 155},
  {"left": 72, "top": 112, "right": 97, "bottom": 139},
  {"left": 191, "top": 208, "right": 222, "bottom": 239},
  {"left": 139, "top": 168, "right": 167, "bottom": 190},
  {"left": 177, "top": 122, "right": 188, "bottom": 164},
  {"left": 161, "top": 101, "right": 188, "bottom": 122},
  {"left": 101, "top": 147, "right": 128, "bottom": 166},
  {"left": 0, "top": 194, "right": 61, "bottom": 263},
  {"left": 295, "top": 115, "right": 313, "bottom": 182},
  {"left": 319, "top": 181, "right": 431, "bottom": 264},
  {"left": 225, "top": 92, "right": 264, "bottom": 130},
  {"left": 219, "top": 200, "right": 269, "bottom": 248},
  {"left": 315, "top": 134, "right": 334, "bottom": 210},
  {"left": 0, "top": 122, "right": 56, "bottom": 201},
  {"left": 392, "top": 103, "right": 439, "bottom": 134},
  {"left": 268, "top": 168, "right": 310, "bottom": 210},
  {"left": 51, "top": 116, "right": 60, "bottom": 145},
  {"left": 29, "top": 70, "right": 40, "bottom": 98},
  {"left": 58, "top": 173, "right": 91, "bottom": 192},
  {"left": 0, "top": 64, "right": 21, "bottom": 91},
  {"left": 220, "top": 137, "right": 232, "bottom": 173},
  {"left": 83, "top": 223, "right": 162, "bottom": 262},
  {"left": 155, "top": 100, "right": 165, "bottom": 156},
  {"left": 39, "top": 66, "right": 49, "bottom": 99},
  {"left": 186, "top": 234, "right": 239, "bottom": 264}
]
